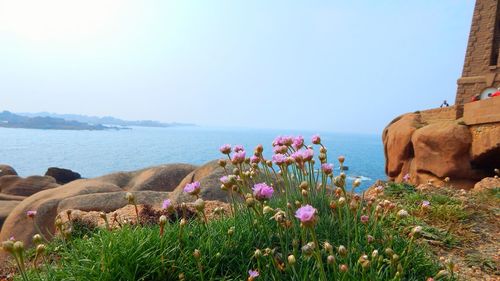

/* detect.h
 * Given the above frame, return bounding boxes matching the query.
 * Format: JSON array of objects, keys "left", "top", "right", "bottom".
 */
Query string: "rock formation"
[
  {"left": 383, "top": 104, "right": 499, "bottom": 189},
  {"left": 45, "top": 167, "right": 81, "bottom": 184}
]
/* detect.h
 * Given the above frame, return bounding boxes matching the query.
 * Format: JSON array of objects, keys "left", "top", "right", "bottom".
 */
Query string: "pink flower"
[
  {"left": 321, "top": 163, "right": 333, "bottom": 175},
  {"left": 252, "top": 183, "right": 274, "bottom": 201},
  {"left": 360, "top": 215, "right": 369, "bottom": 224},
  {"left": 234, "top": 145, "right": 245, "bottom": 153},
  {"left": 220, "top": 176, "right": 230, "bottom": 185},
  {"left": 311, "top": 134, "right": 321, "bottom": 144},
  {"left": 219, "top": 144, "right": 231, "bottom": 154},
  {"left": 162, "top": 199, "right": 172, "bottom": 210},
  {"left": 273, "top": 136, "right": 284, "bottom": 146},
  {"left": 292, "top": 136, "right": 304, "bottom": 150},
  {"left": 291, "top": 150, "right": 304, "bottom": 162},
  {"left": 303, "top": 149, "right": 314, "bottom": 161},
  {"left": 295, "top": 204, "right": 317, "bottom": 225},
  {"left": 26, "top": 210, "right": 37, "bottom": 218},
  {"left": 9, "top": 236, "right": 15, "bottom": 241},
  {"left": 272, "top": 154, "right": 287, "bottom": 165},
  {"left": 403, "top": 173, "right": 410, "bottom": 182},
  {"left": 232, "top": 150, "right": 246, "bottom": 164},
  {"left": 282, "top": 136, "right": 294, "bottom": 146},
  {"left": 250, "top": 155, "right": 260, "bottom": 164},
  {"left": 421, "top": 200, "right": 430, "bottom": 209},
  {"left": 184, "top": 181, "right": 201, "bottom": 196},
  {"left": 248, "top": 269, "right": 259, "bottom": 279}
]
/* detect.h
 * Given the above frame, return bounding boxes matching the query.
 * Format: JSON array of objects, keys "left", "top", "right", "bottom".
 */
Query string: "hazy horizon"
[{"left": 0, "top": 1, "right": 475, "bottom": 133}]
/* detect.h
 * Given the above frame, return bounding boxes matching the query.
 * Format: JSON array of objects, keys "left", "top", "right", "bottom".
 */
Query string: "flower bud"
[
  {"left": 327, "top": 255, "right": 335, "bottom": 265},
  {"left": 367, "top": 235, "right": 374, "bottom": 244},
  {"left": 218, "top": 159, "right": 227, "bottom": 167},
  {"left": 411, "top": 226, "right": 423, "bottom": 238},
  {"left": 254, "top": 249, "right": 262, "bottom": 258},
  {"left": 339, "top": 264, "right": 348, "bottom": 273},
  {"left": 36, "top": 244, "right": 46, "bottom": 255},
  {"left": 353, "top": 178, "right": 361, "bottom": 188},
  {"left": 1, "top": 240, "right": 14, "bottom": 254},
  {"left": 13, "top": 241, "right": 24, "bottom": 255},
  {"left": 246, "top": 197, "right": 256, "bottom": 207},
  {"left": 338, "top": 156, "right": 345, "bottom": 164},
  {"left": 385, "top": 248, "right": 394, "bottom": 256},
  {"left": 301, "top": 190, "right": 308, "bottom": 198},
  {"left": 193, "top": 249, "right": 201, "bottom": 260},
  {"left": 263, "top": 206, "right": 274, "bottom": 214},
  {"left": 194, "top": 198, "right": 205, "bottom": 212},
  {"left": 338, "top": 197, "right": 346, "bottom": 206},
  {"left": 301, "top": 242, "right": 315, "bottom": 257},
  {"left": 299, "top": 181, "right": 308, "bottom": 190},
  {"left": 32, "top": 234, "right": 43, "bottom": 245},
  {"left": 227, "top": 226, "right": 235, "bottom": 236},
  {"left": 371, "top": 249, "right": 379, "bottom": 258},
  {"left": 397, "top": 209, "right": 408, "bottom": 219},
  {"left": 159, "top": 215, "right": 167, "bottom": 226},
  {"left": 180, "top": 218, "right": 187, "bottom": 227},
  {"left": 125, "top": 192, "right": 135, "bottom": 204},
  {"left": 319, "top": 147, "right": 327, "bottom": 154},
  {"left": 338, "top": 245, "right": 347, "bottom": 257},
  {"left": 287, "top": 254, "right": 296, "bottom": 265},
  {"left": 232, "top": 168, "right": 240, "bottom": 175},
  {"left": 323, "top": 242, "right": 333, "bottom": 253}
]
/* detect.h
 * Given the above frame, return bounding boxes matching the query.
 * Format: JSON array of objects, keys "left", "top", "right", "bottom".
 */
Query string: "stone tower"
[{"left": 456, "top": 0, "right": 500, "bottom": 105}]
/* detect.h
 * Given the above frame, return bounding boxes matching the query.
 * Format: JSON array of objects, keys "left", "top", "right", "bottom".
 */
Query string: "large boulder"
[
  {"left": 383, "top": 107, "right": 499, "bottom": 189},
  {"left": 96, "top": 163, "right": 197, "bottom": 192},
  {"left": 45, "top": 167, "right": 81, "bottom": 184},
  {"left": 0, "top": 175, "right": 59, "bottom": 196},
  {"left": 0, "top": 163, "right": 198, "bottom": 259},
  {"left": 0, "top": 165, "right": 17, "bottom": 177},
  {"left": 411, "top": 122, "right": 472, "bottom": 179},
  {"left": 0, "top": 179, "right": 122, "bottom": 253},
  {"left": 383, "top": 114, "right": 419, "bottom": 179},
  {"left": 57, "top": 191, "right": 171, "bottom": 213},
  {"left": 171, "top": 161, "right": 231, "bottom": 203}
]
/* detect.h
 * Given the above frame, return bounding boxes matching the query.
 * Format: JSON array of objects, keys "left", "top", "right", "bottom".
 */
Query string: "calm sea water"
[{"left": 0, "top": 127, "right": 385, "bottom": 190}]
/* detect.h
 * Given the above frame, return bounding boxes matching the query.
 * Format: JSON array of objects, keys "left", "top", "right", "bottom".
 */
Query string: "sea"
[{"left": 0, "top": 126, "right": 385, "bottom": 190}]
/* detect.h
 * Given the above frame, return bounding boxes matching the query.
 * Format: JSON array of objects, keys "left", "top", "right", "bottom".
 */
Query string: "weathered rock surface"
[
  {"left": 383, "top": 114, "right": 419, "bottom": 180},
  {"left": 57, "top": 191, "right": 170, "bottom": 213},
  {"left": 0, "top": 175, "right": 59, "bottom": 196},
  {"left": 96, "top": 163, "right": 197, "bottom": 192},
  {"left": 0, "top": 179, "right": 121, "bottom": 247},
  {"left": 0, "top": 163, "right": 198, "bottom": 260},
  {"left": 0, "top": 201, "right": 20, "bottom": 229},
  {"left": 45, "top": 167, "right": 81, "bottom": 184},
  {"left": 0, "top": 165, "right": 17, "bottom": 177},
  {"left": 384, "top": 106, "right": 500, "bottom": 189},
  {"left": 472, "top": 177, "right": 500, "bottom": 192},
  {"left": 171, "top": 160, "right": 231, "bottom": 202}
]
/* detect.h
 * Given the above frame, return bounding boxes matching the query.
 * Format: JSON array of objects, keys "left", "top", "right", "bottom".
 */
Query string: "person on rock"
[{"left": 440, "top": 100, "right": 449, "bottom": 107}]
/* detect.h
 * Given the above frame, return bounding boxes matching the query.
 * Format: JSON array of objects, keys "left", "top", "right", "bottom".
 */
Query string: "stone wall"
[{"left": 456, "top": 0, "right": 500, "bottom": 104}]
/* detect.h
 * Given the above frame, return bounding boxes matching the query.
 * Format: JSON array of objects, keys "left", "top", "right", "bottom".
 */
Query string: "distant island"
[
  {"left": 19, "top": 112, "right": 195, "bottom": 128},
  {"left": 0, "top": 111, "right": 195, "bottom": 131},
  {"left": 0, "top": 111, "right": 120, "bottom": 130}
]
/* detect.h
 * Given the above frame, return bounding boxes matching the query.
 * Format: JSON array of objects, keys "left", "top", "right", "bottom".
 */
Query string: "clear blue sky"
[{"left": 0, "top": 0, "right": 475, "bottom": 134}]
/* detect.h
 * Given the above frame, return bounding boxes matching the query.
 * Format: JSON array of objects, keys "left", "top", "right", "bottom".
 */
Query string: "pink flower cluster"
[
  {"left": 295, "top": 204, "right": 317, "bottom": 225},
  {"left": 252, "top": 183, "right": 274, "bottom": 201},
  {"left": 184, "top": 181, "right": 201, "bottom": 196},
  {"left": 321, "top": 163, "right": 333, "bottom": 175},
  {"left": 272, "top": 154, "right": 287, "bottom": 165}
]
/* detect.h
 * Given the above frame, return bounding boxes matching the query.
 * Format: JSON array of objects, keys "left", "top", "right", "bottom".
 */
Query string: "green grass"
[{"left": 6, "top": 140, "right": 455, "bottom": 281}]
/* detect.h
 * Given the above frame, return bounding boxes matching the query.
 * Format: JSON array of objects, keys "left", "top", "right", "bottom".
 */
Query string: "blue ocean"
[{"left": 0, "top": 127, "right": 385, "bottom": 190}]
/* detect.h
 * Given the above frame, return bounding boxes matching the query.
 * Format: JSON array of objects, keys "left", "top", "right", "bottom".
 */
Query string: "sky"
[{"left": 0, "top": 0, "right": 475, "bottom": 134}]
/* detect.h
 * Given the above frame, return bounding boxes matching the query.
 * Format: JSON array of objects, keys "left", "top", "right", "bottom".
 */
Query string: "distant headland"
[{"left": 0, "top": 111, "right": 195, "bottom": 130}]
